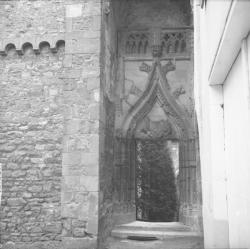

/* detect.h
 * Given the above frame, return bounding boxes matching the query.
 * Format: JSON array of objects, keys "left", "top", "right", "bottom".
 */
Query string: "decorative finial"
[{"left": 151, "top": 28, "right": 162, "bottom": 58}]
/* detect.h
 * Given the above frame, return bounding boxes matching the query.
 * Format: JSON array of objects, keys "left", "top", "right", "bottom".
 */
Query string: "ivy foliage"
[{"left": 136, "top": 137, "right": 178, "bottom": 222}]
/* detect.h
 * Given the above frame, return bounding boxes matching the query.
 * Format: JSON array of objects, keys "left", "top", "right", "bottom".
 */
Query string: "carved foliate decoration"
[
  {"left": 139, "top": 62, "right": 152, "bottom": 73},
  {"left": 162, "top": 60, "right": 176, "bottom": 75},
  {"left": 173, "top": 86, "right": 186, "bottom": 98}
]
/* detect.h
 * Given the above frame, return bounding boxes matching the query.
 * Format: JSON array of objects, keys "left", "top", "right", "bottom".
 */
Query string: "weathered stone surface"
[
  {"left": 1, "top": 241, "right": 62, "bottom": 249},
  {"left": 0, "top": 1, "right": 65, "bottom": 242},
  {"left": 62, "top": 237, "right": 97, "bottom": 249},
  {"left": 61, "top": 0, "right": 101, "bottom": 244},
  {"left": 0, "top": 2, "right": 198, "bottom": 249},
  {"left": 44, "top": 222, "right": 62, "bottom": 234},
  {"left": 73, "top": 227, "right": 85, "bottom": 238}
]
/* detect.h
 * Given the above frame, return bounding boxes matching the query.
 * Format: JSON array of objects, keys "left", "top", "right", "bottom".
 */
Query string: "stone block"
[
  {"left": 62, "top": 164, "right": 87, "bottom": 176},
  {"left": 28, "top": 185, "right": 43, "bottom": 193},
  {"left": 89, "top": 104, "right": 100, "bottom": 120},
  {"left": 44, "top": 222, "right": 62, "bottom": 234},
  {"left": 93, "top": 90, "right": 100, "bottom": 103},
  {"left": 62, "top": 202, "right": 87, "bottom": 219},
  {"left": 72, "top": 219, "right": 86, "bottom": 228},
  {"left": 86, "top": 192, "right": 98, "bottom": 235},
  {"left": 73, "top": 227, "right": 85, "bottom": 237},
  {"left": 63, "top": 80, "right": 77, "bottom": 91},
  {"left": 63, "top": 54, "right": 73, "bottom": 68},
  {"left": 62, "top": 176, "right": 80, "bottom": 192},
  {"left": 62, "top": 237, "right": 97, "bottom": 249},
  {"left": 92, "top": 15, "right": 101, "bottom": 31},
  {"left": 12, "top": 170, "right": 26, "bottom": 178},
  {"left": 62, "top": 152, "right": 82, "bottom": 166},
  {"left": 80, "top": 176, "right": 98, "bottom": 192},
  {"left": 87, "top": 77, "right": 100, "bottom": 91},
  {"left": 81, "top": 153, "right": 99, "bottom": 165},
  {"left": 61, "top": 69, "right": 82, "bottom": 79},
  {"left": 61, "top": 192, "right": 74, "bottom": 204},
  {"left": 64, "top": 119, "right": 81, "bottom": 135},
  {"left": 7, "top": 198, "right": 27, "bottom": 207},
  {"left": 66, "top": 35, "right": 100, "bottom": 54},
  {"left": 87, "top": 217, "right": 98, "bottom": 236},
  {"left": 66, "top": 4, "right": 82, "bottom": 18},
  {"left": 89, "top": 135, "right": 99, "bottom": 153},
  {"left": 82, "top": 2, "right": 101, "bottom": 16},
  {"left": 63, "top": 163, "right": 98, "bottom": 177}
]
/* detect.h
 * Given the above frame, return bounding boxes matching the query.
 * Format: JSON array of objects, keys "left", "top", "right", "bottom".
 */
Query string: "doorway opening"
[{"left": 135, "top": 138, "right": 179, "bottom": 222}]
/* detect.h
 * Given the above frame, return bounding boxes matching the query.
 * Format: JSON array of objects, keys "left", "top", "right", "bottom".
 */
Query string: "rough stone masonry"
[
  {"left": 0, "top": 0, "right": 106, "bottom": 248},
  {"left": 0, "top": 1, "right": 200, "bottom": 249}
]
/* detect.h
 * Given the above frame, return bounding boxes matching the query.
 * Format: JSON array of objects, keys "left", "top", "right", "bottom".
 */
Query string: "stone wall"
[
  {"left": 0, "top": 42, "right": 65, "bottom": 246},
  {"left": 113, "top": 0, "right": 192, "bottom": 29},
  {"left": 0, "top": 0, "right": 65, "bottom": 49},
  {"left": 0, "top": 1, "right": 66, "bottom": 248},
  {"left": 61, "top": 1, "right": 101, "bottom": 248},
  {"left": 111, "top": 0, "right": 202, "bottom": 232},
  {"left": 98, "top": 1, "right": 117, "bottom": 248},
  {"left": 0, "top": 0, "right": 103, "bottom": 248}
]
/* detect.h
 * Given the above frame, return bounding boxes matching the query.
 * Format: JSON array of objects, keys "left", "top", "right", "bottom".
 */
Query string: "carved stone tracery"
[
  {"left": 161, "top": 31, "right": 188, "bottom": 54},
  {"left": 125, "top": 33, "right": 150, "bottom": 55},
  {"left": 122, "top": 29, "right": 190, "bottom": 56}
]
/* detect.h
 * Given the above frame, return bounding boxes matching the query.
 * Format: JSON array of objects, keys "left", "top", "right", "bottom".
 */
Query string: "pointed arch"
[{"left": 121, "top": 61, "right": 192, "bottom": 140}]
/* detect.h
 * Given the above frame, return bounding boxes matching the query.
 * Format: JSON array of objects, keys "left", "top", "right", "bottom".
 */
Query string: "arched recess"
[{"left": 113, "top": 60, "right": 197, "bottom": 226}]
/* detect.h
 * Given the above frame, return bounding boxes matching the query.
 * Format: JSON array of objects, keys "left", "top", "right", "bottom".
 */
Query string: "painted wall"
[
  {"left": 204, "top": 0, "right": 232, "bottom": 74},
  {"left": 193, "top": 1, "right": 229, "bottom": 248}
]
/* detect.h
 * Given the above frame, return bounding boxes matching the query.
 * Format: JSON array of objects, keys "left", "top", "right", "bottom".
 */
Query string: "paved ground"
[
  {"left": 106, "top": 237, "right": 204, "bottom": 249},
  {"left": 107, "top": 221, "right": 204, "bottom": 249}
]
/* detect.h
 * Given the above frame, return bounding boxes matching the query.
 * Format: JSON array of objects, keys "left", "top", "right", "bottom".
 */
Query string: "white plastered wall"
[
  {"left": 194, "top": 0, "right": 250, "bottom": 248},
  {"left": 223, "top": 37, "right": 250, "bottom": 249}
]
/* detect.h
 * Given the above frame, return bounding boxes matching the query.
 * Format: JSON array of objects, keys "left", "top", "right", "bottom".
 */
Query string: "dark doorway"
[{"left": 135, "top": 138, "right": 179, "bottom": 222}]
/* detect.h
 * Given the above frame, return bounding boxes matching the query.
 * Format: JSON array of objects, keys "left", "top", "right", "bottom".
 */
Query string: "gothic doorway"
[
  {"left": 112, "top": 24, "right": 202, "bottom": 232},
  {"left": 135, "top": 138, "right": 179, "bottom": 222}
]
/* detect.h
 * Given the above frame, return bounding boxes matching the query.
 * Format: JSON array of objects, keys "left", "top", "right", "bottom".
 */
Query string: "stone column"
[{"left": 61, "top": 1, "right": 101, "bottom": 248}]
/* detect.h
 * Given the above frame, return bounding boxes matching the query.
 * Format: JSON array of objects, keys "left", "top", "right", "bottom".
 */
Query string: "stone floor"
[{"left": 106, "top": 221, "right": 204, "bottom": 249}]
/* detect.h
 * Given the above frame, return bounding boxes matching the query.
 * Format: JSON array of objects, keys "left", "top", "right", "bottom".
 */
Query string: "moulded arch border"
[{"left": 121, "top": 60, "right": 192, "bottom": 140}]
